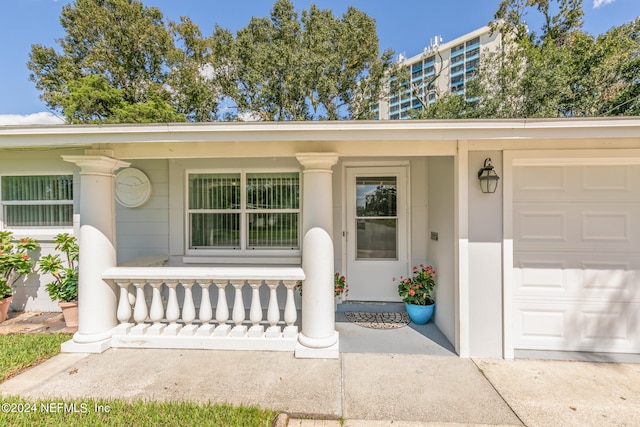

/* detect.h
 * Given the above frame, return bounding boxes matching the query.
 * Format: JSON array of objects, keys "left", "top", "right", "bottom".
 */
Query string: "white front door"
[{"left": 346, "top": 166, "right": 408, "bottom": 301}]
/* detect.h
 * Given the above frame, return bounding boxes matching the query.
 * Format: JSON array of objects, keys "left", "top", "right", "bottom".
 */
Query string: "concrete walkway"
[{"left": 1, "top": 312, "right": 639, "bottom": 426}]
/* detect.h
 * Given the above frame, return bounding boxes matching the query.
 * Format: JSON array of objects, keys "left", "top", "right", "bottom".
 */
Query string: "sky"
[{"left": 0, "top": 0, "right": 637, "bottom": 125}]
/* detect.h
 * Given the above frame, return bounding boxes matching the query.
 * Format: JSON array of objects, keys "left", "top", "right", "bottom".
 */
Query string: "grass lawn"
[
  {"left": 0, "top": 397, "right": 275, "bottom": 426},
  {"left": 0, "top": 334, "right": 72, "bottom": 382},
  {"left": 0, "top": 334, "right": 276, "bottom": 426}
]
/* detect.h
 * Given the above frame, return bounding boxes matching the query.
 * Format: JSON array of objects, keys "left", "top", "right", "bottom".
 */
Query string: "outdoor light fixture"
[{"left": 477, "top": 158, "right": 500, "bottom": 193}]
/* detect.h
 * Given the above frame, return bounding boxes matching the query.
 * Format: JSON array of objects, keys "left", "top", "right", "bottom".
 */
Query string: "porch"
[{"left": 98, "top": 267, "right": 455, "bottom": 357}]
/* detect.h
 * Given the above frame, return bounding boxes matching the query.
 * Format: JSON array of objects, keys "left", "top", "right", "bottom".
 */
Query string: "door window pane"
[
  {"left": 356, "top": 219, "right": 398, "bottom": 259},
  {"left": 355, "top": 175, "right": 398, "bottom": 260},
  {"left": 356, "top": 177, "right": 397, "bottom": 217}
]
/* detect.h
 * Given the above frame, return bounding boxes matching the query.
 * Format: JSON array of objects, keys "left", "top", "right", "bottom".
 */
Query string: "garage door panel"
[
  {"left": 513, "top": 164, "right": 640, "bottom": 354},
  {"left": 515, "top": 165, "right": 640, "bottom": 203},
  {"left": 515, "top": 166, "right": 567, "bottom": 194},
  {"left": 513, "top": 302, "right": 640, "bottom": 352},
  {"left": 515, "top": 255, "right": 639, "bottom": 301},
  {"left": 580, "top": 165, "right": 640, "bottom": 196},
  {"left": 515, "top": 204, "right": 639, "bottom": 251}
]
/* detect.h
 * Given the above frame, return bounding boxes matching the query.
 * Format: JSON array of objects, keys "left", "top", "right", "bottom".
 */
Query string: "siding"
[{"left": 116, "top": 160, "right": 170, "bottom": 264}]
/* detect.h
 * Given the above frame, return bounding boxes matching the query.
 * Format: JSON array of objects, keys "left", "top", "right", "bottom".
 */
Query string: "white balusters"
[
  {"left": 130, "top": 280, "right": 150, "bottom": 335},
  {"left": 116, "top": 281, "right": 132, "bottom": 324},
  {"left": 164, "top": 280, "right": 182, "bottom": 335},
  {"left": 180, "top": 281, "right": 197, "bottom": 336},
  {"left": 283, "top": 280, "right": 299, "bottom": 338},
  {"left": 248, "top": 281, "right": 264, "bottom": 337},
  {"left": 230, "top": 280, "right": 247, "bottom": 337},
  {"left": 109, "top": 268, "right": 303, "bottom": 351},
  {"left": 147, "top": 281, "right": 166, "bottom": 335},
  {"left": 213, "top": 281, "right": 231, "bottom": 336},
  {"left": 197, "top": 280, "right": 215, "bottom": 336},
  {"left": 266, "top": 280, "right": 282, "bottom": 338}
]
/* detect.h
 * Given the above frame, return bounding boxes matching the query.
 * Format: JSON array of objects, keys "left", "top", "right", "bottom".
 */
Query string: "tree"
[
  {"left": 212, "top": 0, "right": 394, "bottom": 121},
  {"left": 494, "top": 0, "right": 584, "bottom": 45},
  {"left": 28, "top": 0, "right": 195, "bottom": 123},
  {"left": 167, "top": 17, "right": 225, "bottom": 122},
  {"left": 467, "top": 1, "right": 639, "bottom": 118}
]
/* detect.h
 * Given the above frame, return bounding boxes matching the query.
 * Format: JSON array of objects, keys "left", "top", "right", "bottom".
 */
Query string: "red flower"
[
  {"left": 21, "top": 238, "right": 28, "bottom": 244},
  {"left": 22, "top": 254, "right": 29, "bottom": 259},
  {"left": 408, "top": 288, "right": 415, "bottom": 296}
]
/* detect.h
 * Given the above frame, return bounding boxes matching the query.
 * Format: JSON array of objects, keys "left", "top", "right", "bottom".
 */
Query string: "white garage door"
[{"left": 513, "top": 164, "right": 640, "bottom": 353}]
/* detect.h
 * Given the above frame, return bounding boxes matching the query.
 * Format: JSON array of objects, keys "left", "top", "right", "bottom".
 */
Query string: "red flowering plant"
[
  {"left": 395, "top": 264, "right": 436, "bottom": 306},
  {"left": 295, "top": 272, "right": 349, "bottom": 298},
  {"left": 0, "top": 231, "right": 40, "bottom": 299}
]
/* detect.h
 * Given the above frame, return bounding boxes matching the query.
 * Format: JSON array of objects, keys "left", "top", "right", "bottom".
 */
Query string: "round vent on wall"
[{"left": 115, "top": 168, "right": 152, "bottom": 208}]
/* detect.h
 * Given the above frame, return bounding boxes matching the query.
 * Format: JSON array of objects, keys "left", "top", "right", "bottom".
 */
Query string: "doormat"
[{"left": 344, "top": 312, "right": 410, "bottom": 329}]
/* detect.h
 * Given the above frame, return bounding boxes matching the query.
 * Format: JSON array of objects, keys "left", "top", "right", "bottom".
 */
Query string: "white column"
[
  {"left": 62, "top": 155, "right": 130, "bottom": 352},
  {"left": 295, "top": 153, "right": 339, "bottom": 358},
  {"left": 296, "top": 153, "right": 338, "bottom": 235}
]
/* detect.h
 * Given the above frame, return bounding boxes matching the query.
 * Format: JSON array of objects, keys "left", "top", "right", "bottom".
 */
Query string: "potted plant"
[
  {"left": 295, "top": 272, "right": 349, "bottom": 308},
  {"left": 0, "top": 231, "right": 40, "bottom": 322},
  {"left": 395, "top": 264, "right": 436, "bottom": 324},
  {"left": 38, "top": 233, "right": 79, "bottom": 327}
]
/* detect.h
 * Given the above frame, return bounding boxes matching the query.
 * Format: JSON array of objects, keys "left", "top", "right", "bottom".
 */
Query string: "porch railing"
[{"left": 102, "top": 266, "right": 304, "bottom": 351}]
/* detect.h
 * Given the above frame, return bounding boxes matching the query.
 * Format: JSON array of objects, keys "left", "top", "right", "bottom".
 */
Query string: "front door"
[{"left": 346, "top": 166, "right": 408, "bottom": 301}]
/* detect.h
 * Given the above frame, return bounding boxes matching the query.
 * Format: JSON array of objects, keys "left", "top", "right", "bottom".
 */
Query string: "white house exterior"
[{"left": 1, "top": 118, "right": 639, "bottom": 359}]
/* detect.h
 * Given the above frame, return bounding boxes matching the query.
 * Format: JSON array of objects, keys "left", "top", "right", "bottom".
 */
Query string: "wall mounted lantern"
[{"left": 477, "top": 158, "right": 500, "bottom": 193}]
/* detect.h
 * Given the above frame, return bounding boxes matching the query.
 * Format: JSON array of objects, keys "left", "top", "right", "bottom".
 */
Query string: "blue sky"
[{"left": 0, "top": 0, "right": 637, "bottom": 124}]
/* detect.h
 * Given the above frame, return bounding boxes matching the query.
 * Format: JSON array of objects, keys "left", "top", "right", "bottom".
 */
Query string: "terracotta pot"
[
  {"left": 59, "top": 301, "right": 79, "bottom": 328},
  {"left": 0, "top": 296, "right": 12, "bottom": 323}
]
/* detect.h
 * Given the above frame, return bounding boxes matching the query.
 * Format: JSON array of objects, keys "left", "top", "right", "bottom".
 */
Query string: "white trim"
[
  {"left": 455, "top": 140, "right": 470, "bottom": 357},
  {"left": 182, "top": 256, "right": 301, "bottom": 265},
  {"left": 502, "top": 151, "right": 516, "bottom": 359},
  {"left": 502, "top": 148, "right": 640, "bottom": 359}
]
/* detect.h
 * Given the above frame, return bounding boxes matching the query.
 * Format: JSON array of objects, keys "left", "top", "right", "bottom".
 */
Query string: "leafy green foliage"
[
  {"left": 294, "top": 272, "right": 348, "bottom": 297},
  {"left": 37, "top": 234, "right": 78, "bottom": 303},
  {"left": 0, "top": 232, "right": 40, "bottom": 299},
  {"left": 28, "top": 0, "right": 190, "bottom": 123},
  {"left": 29, "top": 0, "right": 392, "bottom": 123},
  {"left": 211, "top": 0, "right": 394, "bottom": 120},
  {"left": 395, "top": 265, "right": 436, "bottom": 306}
]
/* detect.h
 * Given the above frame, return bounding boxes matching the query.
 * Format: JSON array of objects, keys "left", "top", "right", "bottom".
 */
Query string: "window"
[
  {"left": 465, "top": 37, "right": 480, "bottom": 49},
  {"left": 0, "top": 175, "right": 73, "bottom": 228},
  {"left": 451, "top": 43, "right": 465, "bottom": 54},
  {"left": 187, "top": 171, "right": 300, "bottom": 252}
]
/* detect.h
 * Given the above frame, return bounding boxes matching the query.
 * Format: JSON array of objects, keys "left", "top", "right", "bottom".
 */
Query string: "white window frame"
[
  {"left": 0, "top": 173, "right": 76, "bottom": 237},
  {"left": 184, "top": 168, "right": 302, "bottom": 259}
]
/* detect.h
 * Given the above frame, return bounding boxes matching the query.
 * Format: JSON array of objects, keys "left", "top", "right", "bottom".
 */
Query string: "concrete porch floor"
[
  {"left": 336, "top": 302, "right": 456, "bottom": 356},
  {"left": 1, "top": 303, "right": 455, "bottom": 357}
]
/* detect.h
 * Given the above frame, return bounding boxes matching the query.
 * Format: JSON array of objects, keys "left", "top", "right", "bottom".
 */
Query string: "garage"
[{"left": 511, "top": 163, "right": 640, "bottom": 354}]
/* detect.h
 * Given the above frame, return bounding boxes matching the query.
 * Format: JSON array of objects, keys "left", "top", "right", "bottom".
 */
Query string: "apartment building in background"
[{"left": 377, "top": 25, "right": 502, "bottom": 120}]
